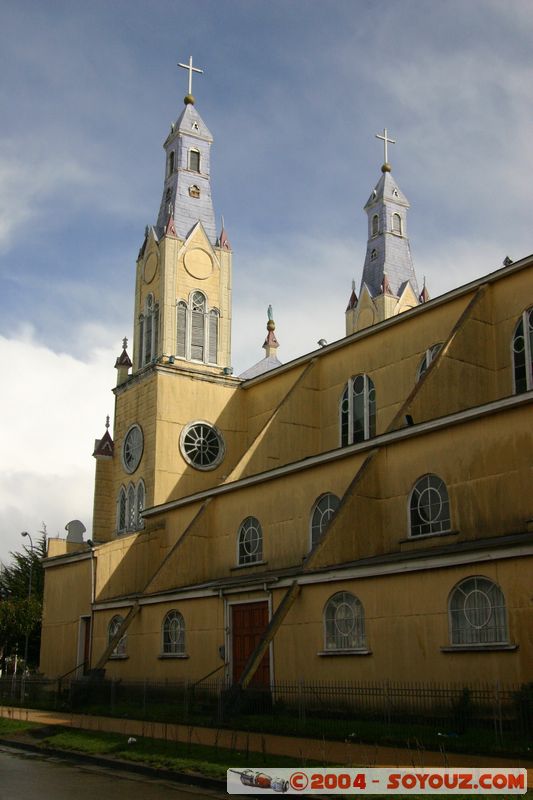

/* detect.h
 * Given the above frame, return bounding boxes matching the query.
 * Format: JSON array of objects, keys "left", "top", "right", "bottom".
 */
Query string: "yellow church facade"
[{"left": 40, "top": 82, "right": 533, "bottom": 690}]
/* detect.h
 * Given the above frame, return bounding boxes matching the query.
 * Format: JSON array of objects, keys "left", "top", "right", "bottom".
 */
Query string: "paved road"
[{"left": 0, "top": 747, "right": 225, "bottom": 800}]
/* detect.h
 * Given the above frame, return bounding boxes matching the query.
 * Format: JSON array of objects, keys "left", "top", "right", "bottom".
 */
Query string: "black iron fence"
[{"left": 1, "top": 676, "right": 531, "bottom": 754}]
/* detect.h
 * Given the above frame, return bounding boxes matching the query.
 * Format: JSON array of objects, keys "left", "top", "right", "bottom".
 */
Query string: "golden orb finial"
[
  {"left": 184, "top": 94, "right": 195, "bottom": 105},
  {"left": 381, "top": 162, "right": 392, "bottom": 173}
]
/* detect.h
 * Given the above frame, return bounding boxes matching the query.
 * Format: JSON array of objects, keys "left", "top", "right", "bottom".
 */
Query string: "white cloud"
[{"left": 0, "top": 329, "right": 116, "bottom": 564}]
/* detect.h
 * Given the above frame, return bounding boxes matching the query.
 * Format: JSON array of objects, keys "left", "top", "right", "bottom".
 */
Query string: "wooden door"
[{"left": 231, "top": 601, "right": 270, "bottom": 686}]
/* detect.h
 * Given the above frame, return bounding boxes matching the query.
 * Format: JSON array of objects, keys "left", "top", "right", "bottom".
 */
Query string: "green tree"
[{"left": 0, "top": 534, "right": 46, "bottom": 672}]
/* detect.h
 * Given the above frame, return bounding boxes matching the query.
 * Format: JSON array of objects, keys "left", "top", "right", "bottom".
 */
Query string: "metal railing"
[{"left": 1, "top": 676, "right": 530, "bottom": 754}]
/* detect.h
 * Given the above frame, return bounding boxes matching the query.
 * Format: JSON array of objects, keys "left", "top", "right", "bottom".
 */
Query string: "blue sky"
[{"left": 1, "top": 0, "right": 532, "bottom": 562}]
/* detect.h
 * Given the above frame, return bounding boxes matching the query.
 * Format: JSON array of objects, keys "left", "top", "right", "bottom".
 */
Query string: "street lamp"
[{"left": 21, "top": 532, "right": 34, "bottom": 674}]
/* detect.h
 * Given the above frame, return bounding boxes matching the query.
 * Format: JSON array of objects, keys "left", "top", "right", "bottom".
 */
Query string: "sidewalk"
[{"left": 2, "top": 705, "right": 532, "bottom": 788}]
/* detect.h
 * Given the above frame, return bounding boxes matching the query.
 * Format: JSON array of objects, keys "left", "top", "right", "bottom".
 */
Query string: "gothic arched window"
[
  {"left": 340, "top": 375, "right": 376, "bottom": 446},
  {"left": 310, "top": 493, "right": 340, "bottom": 549},
  {"left": 512, "top": 307, "right": 533, "bottom": 394},
  {"left": 162, "top": 610, "right": 186, "bottom": 655},
  {"left": 141, "top": 294, "right": 159, "bottom": 366},
  {"left": 175, "top": 293, "right": 219, "bottom": 366},
  {"left": 238, "top": 517, "right": 263, "bottom": 565},
  {"left": 409, "top": 474, "right": 451, "bottom": 537},
  {"left": 449, "top": 577, "right": 508, "bottom": 646},
  {"left": 191, "top": 291, "right": 206, "bottom": 361},
  {"left": 371, "top": 214, "right": 379, "bottom": 237},
  {"left": 117, "top": 487, "right": 127, "bottom": 533},
  {"left": 324, "top": 592, "right": 366, "bottom": 651},
  {"left": 188, "top": 148, "right": 200, "bottom": 172},
  {"left": 176, "top": 301, "right": 188, "bottom": 358},
  {"left": 116, "top": 481, "right": 145, "bottom": 533}
]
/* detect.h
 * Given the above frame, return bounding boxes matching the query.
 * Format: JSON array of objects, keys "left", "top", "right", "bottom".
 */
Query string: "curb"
[{"left": 0, "top": 736, "right": 227, "bottom": 793}]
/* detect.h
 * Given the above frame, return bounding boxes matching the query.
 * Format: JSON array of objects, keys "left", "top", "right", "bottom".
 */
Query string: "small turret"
[
  {"left": 115, "top": 337, "right": 132, "bottom": 386},
  {"left": 239, "top": 306, "right": 282, "bottom": 380}
]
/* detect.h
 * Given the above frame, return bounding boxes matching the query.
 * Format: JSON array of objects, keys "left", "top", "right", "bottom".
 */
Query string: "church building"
[{"left": 40, "top": 61, "right": 533, "bottom": 690}]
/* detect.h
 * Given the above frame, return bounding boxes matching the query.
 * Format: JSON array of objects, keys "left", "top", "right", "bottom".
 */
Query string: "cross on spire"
[
  {"left": 178, "top": 55, "right": 204, "bottom": 97},
  {"left": 375, "top": 128, "right": 396, "bottom": 166}
]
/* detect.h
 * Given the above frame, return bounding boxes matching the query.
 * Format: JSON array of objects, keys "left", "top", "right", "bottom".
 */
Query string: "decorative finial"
[
  {"left": 105, "top": 415, "right": 110, "bottom": 429},
  {"left": 352, "top": 279, "right": 356, "bottom": 291},
  {"left": 122, "top": 337, "right": 128, "bottom": 350},
  {"left": 267, "top": 304, "right": 274, "bottom": 321},
  {"left": 178, "top": 55, "right": 204, "bottom": 105},
  {"left": 375, "top": 128, "right": 396, "bottom": 172}
]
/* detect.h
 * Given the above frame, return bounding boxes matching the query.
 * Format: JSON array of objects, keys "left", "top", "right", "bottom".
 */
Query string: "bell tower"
[
  {"left": 346, "top": 129, "right": 426, "bottom": 334},
  {"left": 133, "top": 57, "right": 232, "bottom": 374}
]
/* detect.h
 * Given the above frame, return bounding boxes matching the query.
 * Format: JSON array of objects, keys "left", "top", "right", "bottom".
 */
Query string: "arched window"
[
  {"left": 176, "top": 301, "right": 187, "bottom": 358},
  {"left": 189, "top": 184, "right": 200, "bottom": 198},
  {"left": 116, "top": 481, "right": 145, "bottom": 534},
  {"left": 370, "top": 248, "right": 377, "bottom": 261},
  {"left": 162, "top": 610, "right": 186, "bottom": 655},
  {"left": 127, "top": 484, "right": 135, "bottom": 530},
  {"left": 117, "top": 487, "right": 127, "bottom": 533},
  {"left": 449, "top": 577, "right": 508, "bottom": 646},
  {"left": 188, "top": 148, "right": 200, "bottom": 172},
  {"left": 409, "top": 474, "right": 451, "bottom": 537},
  {"left": 175, "top": 292, "right": 219, "bottom": 365},
  {"left": 371, "top": 214, "right": 379, "bottom": 237},
  {"left": 310, "top": 493, "right": 340, "bottom": 549},
  {"left": 167, "top": 150, "right": 175, "bottom": 176},
  {"left": 340, "top": 374, "right": 376, "bottom": 446},
  {"left": 324, "top": 592, "right": 365, "bottom": 651},
  {"left": 238, "top": 517, "right": 263, "bottom": 565},
  {"left": 108, "top": 615, "right": 127, "bottom": 657},
  {"left": 136, "top": 481, "right": 145, "bottom": 530},
  {"left": 512, "top": 307, "right": 533, "bottom": 393},
  {"left": 141, "top": 294, "right": 159, "bottom": 365},
  {"left": 416, "top": 343, "right": 443, "bottom": 382},
  {"left": 208, "top": 309, "right": 219, "bottom": 364},
  {"left": 138, "top": 315, "right": 144, "bottom": 369},
  {"left": 392, "top": 213, "right": 402, "bottom": 234},
  {"left": 191, "top": 291, "right": 206, "bottom": 361}
]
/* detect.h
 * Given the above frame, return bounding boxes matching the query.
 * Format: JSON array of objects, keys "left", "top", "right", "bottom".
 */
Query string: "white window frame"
[
  {"left": 140, "top": 293, "right": 159, "bottom": 366},
  {"left": 323, "top": 592, "right": 366, "bottom": 652},
  {"left": 448, "top": 576, "right": 509, "bottom": 647},
  {"left": 416, "top": 343, "right": 443, "bottom": 382},
  {"left": 161, "top": 610, "right": 186, "bottom": 656},
  {"left": 339, "top": 374, "right": 376, "bottom": 446},
  {"left": 512, "top": 307, "right": 533, "bottom": 394},
  {"left": 180, "top": 420, "right": 225, "bottom": 471},
  {"left": 175, "top": 292, "right": 219, "bottom": 365},
  {"left": 408, "top": 473, "right": 451, "bottom": 537},
  {"left": 116, "top": 480, "right": 145, "bottom": 534},
  {"left": 309, "top": 493, "right": 340, "bottom": 550},
  {"left": 237, "top": 516, "right": 263, "bottom": 566},
  {"left": 188, "top": 147, "right": 201, "bottom": 172}
]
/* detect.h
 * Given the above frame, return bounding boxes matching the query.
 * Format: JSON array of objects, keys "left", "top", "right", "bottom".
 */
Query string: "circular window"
[
  {"left": 122, "top": 424, "right": 144, "bottom": 474},
  {"left": 180, "top": 421, "right": 225, "bottom": 470}
]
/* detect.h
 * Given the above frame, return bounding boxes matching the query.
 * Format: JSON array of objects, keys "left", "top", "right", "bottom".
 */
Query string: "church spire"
[
  {"left": 346, "top": 130, "right": 424, "bottom": 334},
  {"left": 156, "top": 56, "right": 216, "bottom": 243}
]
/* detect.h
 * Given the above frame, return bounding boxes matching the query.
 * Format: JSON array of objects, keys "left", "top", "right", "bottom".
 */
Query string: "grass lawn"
[
  {"left": 38, "top": 727, "right": 532, "bottom": 798},
  {"left": 0, "top": 717, "right": 38, "bottom": 734}
]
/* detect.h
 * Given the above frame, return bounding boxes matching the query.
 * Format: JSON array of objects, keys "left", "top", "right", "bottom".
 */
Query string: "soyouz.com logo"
[{"left": 227, "top": 767, "right": 528, "bottom": 794}]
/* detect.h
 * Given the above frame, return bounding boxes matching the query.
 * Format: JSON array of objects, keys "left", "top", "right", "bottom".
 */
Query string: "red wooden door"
[{"left": 231, "top": 601, "right": 270, "bottom": 686}]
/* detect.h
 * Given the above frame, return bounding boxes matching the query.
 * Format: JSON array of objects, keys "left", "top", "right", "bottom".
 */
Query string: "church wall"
[
  {"left": 154, "top": 369, "right": 243, "bottom": 503},
  {"left": 92, "top": 457, "right": 115, "bottom": 543},
  {"left": 491, "top": 268, "right": 533, "bottom": 396},
  {"left": 274, "top": 555, "right": 532, "bottom": 685},
  {"left": 93, "top": 596, "right": 225, "bottom": 682},
  {"left": 313, "top": 402, "right": 532, "bottom": 568},
  {"left": 40, "top": 558, "right": 92, "bottom": 677}
]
